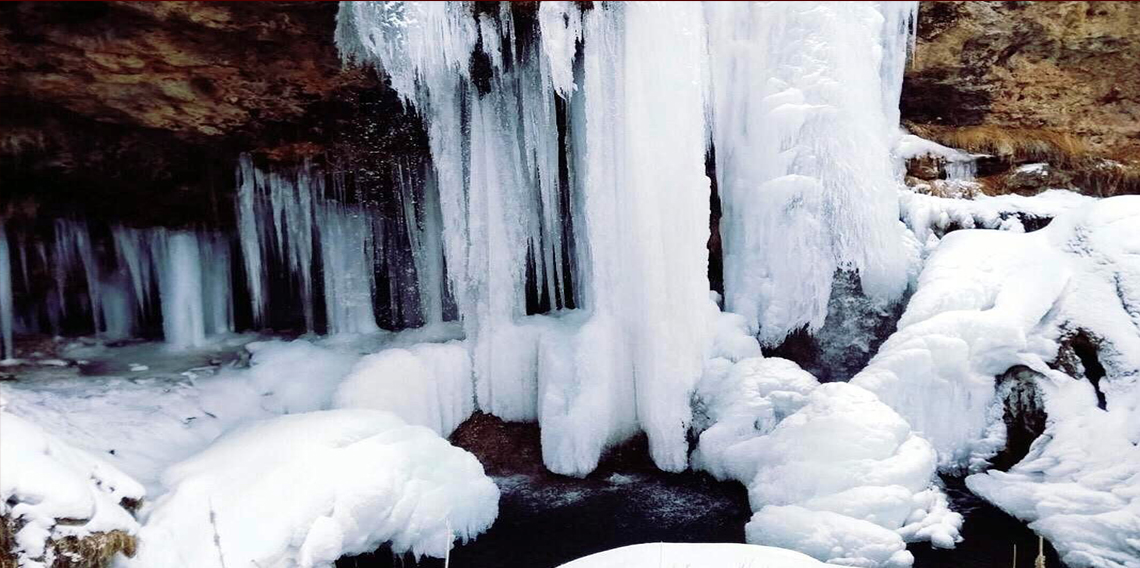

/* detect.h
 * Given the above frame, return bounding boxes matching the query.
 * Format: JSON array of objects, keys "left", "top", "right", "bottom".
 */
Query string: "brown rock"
[{"left": 903, "top": 1, "right": 1140, "bottom": 194}]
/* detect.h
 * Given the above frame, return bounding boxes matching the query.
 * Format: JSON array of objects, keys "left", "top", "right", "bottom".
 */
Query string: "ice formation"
[
  {"left": 127, "top": 409, "right": 499, "bottom": 567},
  {"left": 0, "top": 221, "right": 13, "bottom": 360},
  {"left": 707, "top": 2, "right": 916, "bottom": 345},
  {"left": 557, "top": 542, "right": 830, "bottom": 568},
  {"left": 236, "top": 155, "right": 449, "bottom": 335},
  {"left": 692, "top": 360, "right": 962, "bottom": 567},
  {"left": 14, "top": 3, "right": 1137, "bottom": 567},
  {"left": 0, "top": 409, "right": 145, "bottom": 568},
  {"left": 900, "top": 187, "right": 1095, "bottom": 246},
  {"left": 336, "top": 1, "right": 719, "bottom": 473},
  {"left": 855, "top": 196, "right": 1140, "bottom": 565},
  {"left": 1, "top": 221, "right": 234, "bottom": 350}
]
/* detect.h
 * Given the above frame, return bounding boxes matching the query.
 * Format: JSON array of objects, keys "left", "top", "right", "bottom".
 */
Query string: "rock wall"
[
  {"left": 0, "top": 1, "right": 425, "bottom": 226},
  {"left": 0, "top": 1, "right": 1137, "bottom": 226},
  {"left": 903, "top": 1, "right": 1140, "bottom": 195}
]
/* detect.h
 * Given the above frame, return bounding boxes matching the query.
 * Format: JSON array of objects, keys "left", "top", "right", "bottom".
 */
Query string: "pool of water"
[{"left": 339, "top": 418, "right": 1064, "bottom": 568}]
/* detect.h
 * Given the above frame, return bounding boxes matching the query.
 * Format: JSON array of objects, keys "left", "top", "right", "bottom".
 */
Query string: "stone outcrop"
[{"left": 904, "top": 1, "right": 1140, "bottom": 195}]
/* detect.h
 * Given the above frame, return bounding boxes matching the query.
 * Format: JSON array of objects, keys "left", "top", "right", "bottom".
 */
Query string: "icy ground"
[{"left": 1, "top": 324, "right": 499, "bottom": 568}]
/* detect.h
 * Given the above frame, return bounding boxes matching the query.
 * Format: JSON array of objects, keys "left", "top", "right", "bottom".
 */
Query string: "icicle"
[
  {"left": 236, "top": 154, "right": 267, "bottom": 326},
  {"left": 202, "top": 234, "right": 234, "bottom": 336},
  {"left": 52, "top": 220, "right": 105, "bottom": 334},
  {"left": 0, "top": 221, "right": 14, "bottom": 360},
  {"left": 319, "top": 202, "right": 379, "bottom": 334},
  {"left": 155, "top": 231, "right": 207, "bottom": 349}
]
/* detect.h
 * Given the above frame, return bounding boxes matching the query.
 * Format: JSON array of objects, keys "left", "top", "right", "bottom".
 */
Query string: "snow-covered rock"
[
  {"left": 857, "top": 195, "right": 1140, "bottom": 566},
  {"left": 0, "top": 410, "right": 144, "bottom": 568},
  {"left": 556, "top": 542, "right": 830, "bottom": 568},
  {"left": 127, "top": 409, "right": 499, "bottom": 568},
  {"left": 692, "top": 362, "right": 962, "bottom": 567}
]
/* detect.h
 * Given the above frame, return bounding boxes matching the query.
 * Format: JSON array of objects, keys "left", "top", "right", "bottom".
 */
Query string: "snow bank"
[
  {"left": 557, "top": 542, "right": 829, "bottom": 568},
  {"left": 127, "top": 409, "right": 499, "bottom": 568},
  {"left": 693, "top": 360, "right": 961, "bottom": 567},
  {"left": 0, "top": 410, "right": 144, "bottom": 568},
  {"left": 333, "top": 340, "right": 473, "bottom": 436},
  {"left": 855, "top": 195, "right": 1140, "bottom": 566}
]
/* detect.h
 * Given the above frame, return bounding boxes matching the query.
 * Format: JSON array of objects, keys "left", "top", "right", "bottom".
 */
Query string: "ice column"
[
  {"left": 707, "top": 2, "right": 916, "bottom": 345},
  {"left": 0, "top": 221, "right": 14, "bottom": 360},
  {"left": 338, "top": 1, "right": 717, "bottom": 472}
]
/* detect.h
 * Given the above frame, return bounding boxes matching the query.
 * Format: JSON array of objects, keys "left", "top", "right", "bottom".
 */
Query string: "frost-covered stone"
[{"left": 0, "top": 410, "right": 144, "bottom": 568}]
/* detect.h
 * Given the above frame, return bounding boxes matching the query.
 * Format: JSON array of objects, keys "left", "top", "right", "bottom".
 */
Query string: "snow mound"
[
  {"left": 127, "top": 409, "right": 499, "bottom": 568},
  {"left": 855, "top": 195, "right": 1140, "bottom": 566},
  {"left": 333, "top": 340, "right": 473, "bottom": 436},
  {"left": 556, "top": 542, "right": 829, "bottom": 568},
  {"left": 693, "top": 361, "right": 961, "bottom": 567},
  {"left": 0, "top": 410, "right": 144, "bottom": 568}
]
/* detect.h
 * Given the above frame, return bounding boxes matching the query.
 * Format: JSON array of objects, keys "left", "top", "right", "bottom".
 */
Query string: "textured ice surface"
[
  {"left": 708, "top": 2, "right": 916, "bottom": 345},
  {"left": 693, "top": 360, "right": 961, "bottom": 566}
]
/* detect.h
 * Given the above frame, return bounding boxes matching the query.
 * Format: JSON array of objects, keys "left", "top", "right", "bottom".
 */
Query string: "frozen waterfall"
[
  {"left": 335, "top": 0, "right": 918, "bottom": 472},
  {"left": 707, "top": 2, "right": 917, "bottom": 345}
]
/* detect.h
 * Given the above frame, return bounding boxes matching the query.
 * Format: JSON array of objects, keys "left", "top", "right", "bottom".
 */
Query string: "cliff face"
[
  {"left": 0, "top": 1, "right": 1137, "bottom": 224},
  {"left": 0, "top": 1, "right": 423, "bottom": 226},
  {"left": 903, "top": 1, "right": 1140, "bottom": 194}
]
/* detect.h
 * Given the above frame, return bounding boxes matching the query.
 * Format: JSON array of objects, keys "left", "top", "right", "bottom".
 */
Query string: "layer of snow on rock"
[
  {"left": 0, "top": 409, "right": 144, "bottom": 568},
  {"left": 692, "top": 358, "right": 962, "bottom": 567},
  {"left": 856, "top": 195, "right": 1140, "bottom": 567},
  {"left": 900, "top": 188, "right": 1095, "bottom": 245},
  {"left": 557, "top": 542, "right": 830, "bottom": 568},
  {"left": 126, "top": 409, "right": 499, "bottom": 568}
]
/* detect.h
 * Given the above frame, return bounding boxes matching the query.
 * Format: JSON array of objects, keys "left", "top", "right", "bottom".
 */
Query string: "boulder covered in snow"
[
  {"left": 861, "top": 195, "right": 1140, "bottom": 567},
  {"left": 0, "top": 410, "right": 144, "bottom": 568},
  {"left": 691, "top": 359, "right": 961, "bottom": 568},
  {"left": 126, "top": 409, "right": 499, "bottom": 568}
]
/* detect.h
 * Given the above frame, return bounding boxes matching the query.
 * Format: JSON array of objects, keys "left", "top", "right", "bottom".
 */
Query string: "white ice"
[
  {"left": 708, "top": 2, "right": 916, "bottom": 345},
  {"left": 693, "top": 361, "right": 962, "bottom": 567}
]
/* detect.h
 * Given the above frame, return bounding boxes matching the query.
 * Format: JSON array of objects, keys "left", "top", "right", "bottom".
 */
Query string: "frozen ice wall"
[
  {"left": 234, "top": 155, "right": 449, "bottom": 335},
  {"left": 3, "top": 221, "right": 233, "bottom": 350},
  {"left": 337, "top": 1, "right": 718, "bottom": 473},
  {"left": 707, "top": 2, "right": 917, "bottom": 345}
]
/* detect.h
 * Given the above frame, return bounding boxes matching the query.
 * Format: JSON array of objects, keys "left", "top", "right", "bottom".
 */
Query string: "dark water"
[
  {"left": 338, "top": 468, "right": 751, "bottom": 568},
  {"left": 339, "top": 467, "right": 1064, "bottom": 568},
  {"left": 910, "top": 476, "right": 1062, "bottom": 568}
]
